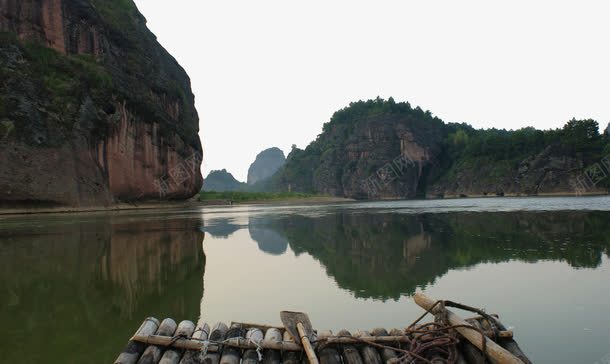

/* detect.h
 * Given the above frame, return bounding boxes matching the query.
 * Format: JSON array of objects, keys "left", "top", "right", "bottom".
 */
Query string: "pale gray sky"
[{"left": 134, "top": 0, "right": 610, "bottom": 182}]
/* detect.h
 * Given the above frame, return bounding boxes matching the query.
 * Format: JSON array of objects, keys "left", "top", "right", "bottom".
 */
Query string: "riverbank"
[
  {"left": 198, "top": 191, "right": 354, "bottom": 205},
  {"left": 0, "top": 196, "right": 354, "bottom": 216},
  {"left": 1, "top": 191, "right": 607, "bottom": 216},
  {"left": 0, "top": 200, "right": 201, "bottom": 216},
  {"left": 426, "top": 190, "right": 608, "bottom": 199}
]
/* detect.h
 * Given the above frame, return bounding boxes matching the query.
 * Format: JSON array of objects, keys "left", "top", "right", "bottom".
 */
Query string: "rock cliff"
[
  {"left": 247, "top": 147, "right": 285, "bottom": 185},
  {"left": 0, "top": 0, "right": 203, "bottom": 207},
  {"left": 428, "top": 145, "right": 596, "bottom": 197},
  {"left": 272, "top": 98, "right": 444, "bottom": 199},
  {"left": 272, "top": 98, "right": 609, "bottom": 198}
]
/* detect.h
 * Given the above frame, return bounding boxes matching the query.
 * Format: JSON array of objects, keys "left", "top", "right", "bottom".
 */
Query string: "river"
[{"left": 1, "top": 196, "right": 609, "bottom": 363}]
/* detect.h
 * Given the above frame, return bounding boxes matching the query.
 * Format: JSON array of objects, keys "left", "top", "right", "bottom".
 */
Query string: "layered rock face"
[
  {"left": 339, "top": 115, "right": 442, "bottom": 198},
  {"left": 247, "top": 147, "right": 285, "bottom": 185},
  {"left": 0, "top": 0, "right": 203, "bottom": 207},
  {"left": 274, "top": 99, "right": 608, "bottom": 199},
  {"left": 274, "top": 100, "right": 444, "bottom": 199},
  {"left": 429, "top": 145, "right": 597, "bottom": 197}
]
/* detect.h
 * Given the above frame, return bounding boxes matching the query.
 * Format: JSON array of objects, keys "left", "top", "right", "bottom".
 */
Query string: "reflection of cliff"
[
  {"left": 266, "top": 211, "right": 610, "bottom": 300},
  {"left": 104, "top": 219, "right": 205, "bottom": 317},
  {"left": 0, "top": 214, "right": 205, "bottom": 363},
  {"left": 201, "top": 218, "right": 242, "bottom": 238},
  {"left": 248, "top": 217, "right": 289, "bottom": 255}
]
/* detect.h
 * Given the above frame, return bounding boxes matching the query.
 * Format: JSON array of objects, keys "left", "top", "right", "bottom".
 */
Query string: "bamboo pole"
[
  {"left": 179, "top": 323, "right": 209, "bottom": 364},
  {"left": 354, "top": 331, "right": 382, "bottom": 364},
  {"left": 282, "top": 330, "right": 302, "bottom": 364},
  {"left": 130, "top": 334, "right": 419, "bottom": 352},
  {"left": 479, "top": 317, "right": 532, "bottom": 364},
  {"left": 297, "top": 322, "right": 319, "bottom": 364},
  {"left": 242, "top": 328, "right": 264, "bottom": 364},
  {"left": 115, "top": 318, "right": 160, "bottom": 364},
  {"left": 203, "top": 322, "right": 228, "bottom": 364},
  {"left": 220, "top": 324, "right": 244, "bottom": 364},
  {"left": 316, "top": 331, "right": 341, "bottom": 364},
  {"left": 263, "top": 327, "right": 283, "bottom": 364},
  {"left": 466, "top": 318, "right": 513, "bottom": 339},
  {"left": 159, "top": 321, "right": 195, "bottom": 364},
  {"left": 336, "top": 329, "right": 364, "bottom": 364},
  {"left": 413, "top": 293, "right": 524, "bottom": 364},
  {"left": 370, "top": 328, "right": 397, "bottom": 363},
  {"left": 137, "top": 318, "right": 178, "bottom": 364},
  {"left": 462, "top": 319, "right": 490, "bottom": 364}
]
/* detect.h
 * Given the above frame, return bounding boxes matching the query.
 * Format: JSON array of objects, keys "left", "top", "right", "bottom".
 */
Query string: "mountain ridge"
[{"left": 267, "top": 97, "right": 609, "bottom": 198}]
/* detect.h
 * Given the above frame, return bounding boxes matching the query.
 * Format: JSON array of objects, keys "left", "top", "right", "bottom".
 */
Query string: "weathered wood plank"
[
  {"left": 159, "top": 320, "right": 196, "bottom": 364},
  {"left": 115, "top": 318, "right": 161, "bottom": 364},
  {"left": 179, "top": 323, "right": 210, "bottom": 364},
  {"left": 137, "top": 318, "right": 178, "bottom": 364}
]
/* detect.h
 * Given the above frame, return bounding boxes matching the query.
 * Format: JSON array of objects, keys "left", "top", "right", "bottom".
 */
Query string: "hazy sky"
[{"left": 133, "top": 0, "right": 610, "bottom": 182}]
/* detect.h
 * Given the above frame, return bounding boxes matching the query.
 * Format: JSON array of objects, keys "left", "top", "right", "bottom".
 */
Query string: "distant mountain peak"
[
  {"left": 203, "top": 169, "right": 245, "bottom": 192},
  {"left": 247, "top": 147, "right": 286, "bottom": 185}
]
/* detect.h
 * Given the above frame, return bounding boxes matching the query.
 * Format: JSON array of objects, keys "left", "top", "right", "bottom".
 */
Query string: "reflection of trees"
[
  {"left": 0, "top": 214, "right": 205, "bottom": 364},
  {"left": 266, "top": 212, "right": 610, "bottom": 301}
]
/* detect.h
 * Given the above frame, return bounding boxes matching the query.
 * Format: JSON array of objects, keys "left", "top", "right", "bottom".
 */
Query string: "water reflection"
[
  {"left": 1, "top": 202, "right": 609, "bottom": 364},
  {"left": 201, "top": 216, "right": 289, "bottom": 255},
  {"left": 248, "top": 216, "right": 289, "bottom": 255},
  {"left": 0, "top": 213, "right": 205, "bottom": 364},
  {"left": 240, "top": 211, "right": 610, "bottom": 300},
  {"left": 200, "top": 218, "right": 242, "bottom": 238}
]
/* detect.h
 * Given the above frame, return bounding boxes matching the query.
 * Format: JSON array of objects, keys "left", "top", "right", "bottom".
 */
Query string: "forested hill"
[{"left": 268, "top": 98, "right": 610, "bottom": 199}]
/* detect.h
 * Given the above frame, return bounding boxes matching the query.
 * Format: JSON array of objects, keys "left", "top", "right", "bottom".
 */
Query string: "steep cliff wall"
[
  {"left": 0, "top": 0, "right": 202, "bottom": 207},
  {"left": 272, "top": 99, "right": 609, "bottom": 199},
  {"left": 272, "top": 98, "right": 444, "bottom": 199},
  {"left": 428, "top": 145, "right": 599, "bottom": 197}
]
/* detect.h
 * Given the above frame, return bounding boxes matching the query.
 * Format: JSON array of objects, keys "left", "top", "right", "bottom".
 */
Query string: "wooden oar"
[{"left": 280, "top": 311, "right": 320, "bottom": 364}]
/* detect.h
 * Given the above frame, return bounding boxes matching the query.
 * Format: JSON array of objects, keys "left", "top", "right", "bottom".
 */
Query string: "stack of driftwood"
[{"left": 114, "top": 293, "right": 532, "bottom": 364}]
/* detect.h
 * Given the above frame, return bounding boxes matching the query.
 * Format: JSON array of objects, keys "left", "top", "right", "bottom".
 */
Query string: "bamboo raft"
[{"left": 114, "top": 294, "right": 532, "bottom": 364}]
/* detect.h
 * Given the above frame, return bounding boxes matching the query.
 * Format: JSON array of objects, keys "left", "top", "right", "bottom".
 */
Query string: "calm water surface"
[{"left": 1, "top": 196, "right": 609, "bottom": 363}]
